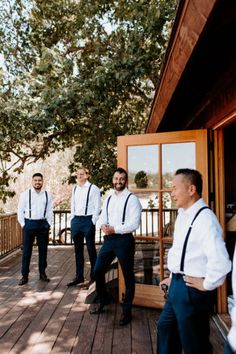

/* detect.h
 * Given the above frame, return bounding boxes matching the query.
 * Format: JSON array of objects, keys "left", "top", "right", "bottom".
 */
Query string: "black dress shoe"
[
  {"left": 18, "top": 276, "right": 28, "bottom": 286},
  {"left": 119, "top": 312, "right": 132, "bottom": 326},
  {"left": 67, "top": 277, "right": 84, "bottom": 287},
  {"left": 39, "top": 273, "right": 50, "bottom": 282},
  {"left": 90, "top": 304, "right": 106, "bottom": 315}
]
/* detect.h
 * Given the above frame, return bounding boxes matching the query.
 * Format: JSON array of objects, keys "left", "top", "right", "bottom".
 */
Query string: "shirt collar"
[
  {"left": 31, "top": 187, "right": 45, "bottom": 194},
  {"left": 114, "top": 187, "right": 129, "bottom": 197},
  {"left": 178, "top": 198, "right": 206, "bottom": 217},
  {"left": 77, "top": 181, "right": 90, "bottom": 188}
]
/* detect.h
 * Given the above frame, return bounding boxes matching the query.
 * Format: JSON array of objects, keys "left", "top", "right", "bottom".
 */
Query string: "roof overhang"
[{"left": 146, "top": 0, "right": 217, "bottom": 133}]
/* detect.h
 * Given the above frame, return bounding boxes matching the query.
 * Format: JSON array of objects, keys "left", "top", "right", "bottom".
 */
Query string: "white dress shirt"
[
  {"left": 17, "top": 187, "right": 53, "bottom": 227},
  {"left": 168, "top": 198, "right": 231, "bottom": 291},
  {"left": 70, "top": 181, "right": 101, "bottom": 225},
  {"left": 98, "top": 188, "right": 142, "bottom": 234},
  {"left": 228, "top": 245, "right": 236, "bottom": 350}
]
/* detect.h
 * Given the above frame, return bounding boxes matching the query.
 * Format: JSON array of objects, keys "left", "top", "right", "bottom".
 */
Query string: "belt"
[
  {"left": 172, "top": 273, "right": 184, "bottom": 279},
  {"left": 25, "top": 218, "right": 46, "bottom": 222},
  {"left": 74, "top": 215, "right": 92, "bottom": 218},
  {"left": 104, "top": 233, "right": 133, "bottom": 240}
]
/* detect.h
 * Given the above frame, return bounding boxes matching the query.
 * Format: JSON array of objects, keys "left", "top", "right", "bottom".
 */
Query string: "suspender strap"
[
  {"left": 106, "top": 195, "right": 112, "bottom": 224},
  {"left": 73, "top": 184, "right": 93, "bottom": 215},
  {"left": 85, "top": 184, "right": 92, "bottom": 215},
  {"left": 180, "top": 206, "right": 209, "bottom": 272},
  {"left": 29, "top": 189, "right": 48, "bottom": 219},
  {"left": 106, "top": 193, "right": 133, "bottom": 225},
  {"left": 29, "top": 189, "right": 31, "bottom": 219},
  {"left": 122, "top": 193, "right": 133, "bottom": 225}
]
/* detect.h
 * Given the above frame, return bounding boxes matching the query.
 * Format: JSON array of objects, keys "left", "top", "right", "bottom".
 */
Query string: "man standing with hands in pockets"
[
  {"left": 67, "top": 167, "right": 101, "bottom": 287},
  {"left": 90, "top": 167, "right": 142, "bottom": 326},
  {"left": 157, "top": 168, "right": 231, "bottom": 354}
]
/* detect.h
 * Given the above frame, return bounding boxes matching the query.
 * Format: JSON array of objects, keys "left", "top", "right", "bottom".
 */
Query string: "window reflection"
[
  {"left": 128, "top": 145, "right": 159, "bottom": 189},
  {"left": 162, "top": 143, "right": 195, "bottom": 188}
]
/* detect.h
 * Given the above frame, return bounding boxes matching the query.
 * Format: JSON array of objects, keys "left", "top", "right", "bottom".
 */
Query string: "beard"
[
  {"left": 114, "top": 183, "right": 126, "bottom": 192},
  {"left": 34, "top": 185, "right": 42, "bottom": 191}
]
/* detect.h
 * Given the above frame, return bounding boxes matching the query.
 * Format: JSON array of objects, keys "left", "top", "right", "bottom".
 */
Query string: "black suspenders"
[
  {"left": 180, "top": 206, "right": 209, "bottom": 273},
  {"left": 106, "top": 193, "right": 133, "bottom": 225},
  {"left": 28, "top": 189, "right": 48, "bottom": 219},
  {"left": 85, "top": 184, "right": 92, "bottom": 215},
  {"left": 74, "top": 184, "right": 93, "bottom": 215}
]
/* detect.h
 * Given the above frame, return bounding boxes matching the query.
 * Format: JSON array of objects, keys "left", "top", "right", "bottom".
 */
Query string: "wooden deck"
[{"left": 0, "top": 246, "right": 228, "bottom": 354}]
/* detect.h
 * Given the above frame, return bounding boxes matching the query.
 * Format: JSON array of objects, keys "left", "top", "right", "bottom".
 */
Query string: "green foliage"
[
  {"left": 134, "top": 170, "right": 148, "bottom": 188},
  {"left": 0, "top": 0, "right": 178, "bottom": 199}
]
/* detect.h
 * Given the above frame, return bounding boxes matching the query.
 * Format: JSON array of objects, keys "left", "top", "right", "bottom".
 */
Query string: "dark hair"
[
  {"left": 32, "top": 173, "right": 43, "bottom": 179},
  {"left": 175, "top": 168, "right": 202, "bottom": 196},
  {"left": 114, "top": 167, "right": 128, "bottom": 182}
]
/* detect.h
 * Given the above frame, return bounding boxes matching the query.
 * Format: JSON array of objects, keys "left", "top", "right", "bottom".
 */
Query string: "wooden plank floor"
[{"left": 0, "top": 246, "right": 227, "bottom": 354}]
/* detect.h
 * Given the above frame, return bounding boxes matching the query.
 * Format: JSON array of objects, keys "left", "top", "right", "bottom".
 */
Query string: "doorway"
[
  {"left": 224, "top": 122, "right": 236, "bottom": 306},
  {"left": 117, "top": 129, "right": 208, "bottom": 308}
]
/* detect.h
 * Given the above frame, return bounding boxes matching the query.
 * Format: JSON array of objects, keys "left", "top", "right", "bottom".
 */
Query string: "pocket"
[{"left": 187, "top": 287, "right": 211, "bottom": 312}]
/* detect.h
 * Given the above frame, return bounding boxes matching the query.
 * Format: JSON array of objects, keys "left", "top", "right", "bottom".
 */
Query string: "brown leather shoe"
[
  {"left": 18, "top": 276, "right": 28, "bottom": 286},
  {"left": 39, "top": 273, "right": 50, "bottom": 282},
  {"left": 119, "top": 312, "right": 132, "bottom": 326}
]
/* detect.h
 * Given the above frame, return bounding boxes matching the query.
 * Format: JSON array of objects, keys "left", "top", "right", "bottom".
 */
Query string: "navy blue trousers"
[
  {"left": 71, "top": 215, "right": 97, "bottom": 280},
  {"left": 157, "top": 274, "right": 214, "bottom": 354},
  {"left": 93, "top": 233, "right": 135, "bottom": 313},
  {"left": 224, "top": 340, "right": 236, "bottom": 354},
  {"left": 21, "top": 219, "right": 50, "bottom": 277}
]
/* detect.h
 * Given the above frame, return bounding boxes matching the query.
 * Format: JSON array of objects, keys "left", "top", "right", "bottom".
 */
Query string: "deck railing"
[
  {"left": 51, "top": 208, "right": 177, "bottom": 245},
  {"left": 0, "top": 213, "right": 23, "bottom": 258},
  {"left": 0, "top": 209, "right": 177, "bottom": 257}
]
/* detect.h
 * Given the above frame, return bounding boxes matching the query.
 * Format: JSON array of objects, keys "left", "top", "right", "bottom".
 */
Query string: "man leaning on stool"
[
  {"left": 90, "top": 167, "right": 142, "bottom": 326},
  {"left": 17, "top": 173, "right": 53, "bottom": 286}
]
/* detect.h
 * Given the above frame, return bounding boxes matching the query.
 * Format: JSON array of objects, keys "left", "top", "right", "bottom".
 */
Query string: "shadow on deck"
[{"left": 0, "top": 246, "right": 228, "bottom": 354}]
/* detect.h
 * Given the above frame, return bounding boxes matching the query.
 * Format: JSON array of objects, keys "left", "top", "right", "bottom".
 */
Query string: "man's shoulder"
[
  {"left": 21, "top": 188, "right": 31, "bottom": 196},
  {"left": 91, "top": 183, "right": 100, "bottom": 191}
]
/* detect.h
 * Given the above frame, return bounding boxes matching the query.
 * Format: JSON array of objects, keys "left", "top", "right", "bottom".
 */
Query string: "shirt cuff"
[{"left": 203, "top": 278, "right": 219, "bottom": 291}]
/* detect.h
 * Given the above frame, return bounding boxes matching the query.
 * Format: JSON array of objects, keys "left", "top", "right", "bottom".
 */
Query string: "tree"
[
  {"left": 0, "top": 0, "right": 178, "bottom": 200},
  {"left": 134, "top": 170, "right": 148, "bottom": 188}
]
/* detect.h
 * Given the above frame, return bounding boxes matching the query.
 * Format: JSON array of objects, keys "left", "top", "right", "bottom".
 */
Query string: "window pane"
[
  {"left": 128, "top": 145, "right": 159, "bottom": 189},
  {"left": 134, "top": 241, "right": 160, "bottom": 285},
  {"left": 162, "top": 143, "right": 195, "bottom": 189}
]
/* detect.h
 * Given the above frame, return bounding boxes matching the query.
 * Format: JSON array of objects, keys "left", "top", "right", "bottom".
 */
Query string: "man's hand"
[
  {"left": 159, "top": 277, "right": 171, "bottom": 288},
  {"left": 183, "top": 275, "right": 206, "bottom": 291},
  {"left": 101, "top": 224, "right": 115, "bottom": 235}
]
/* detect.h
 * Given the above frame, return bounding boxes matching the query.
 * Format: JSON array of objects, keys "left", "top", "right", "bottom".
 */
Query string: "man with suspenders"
[
  {"left": 17, "top": 173, "right": 53, "bottom": 285},
  {"left": 90, "top": 167, "right": 142, "bottom": 326},
  {"left": 157, "top": 169, "right": 231, "bottom": 354},
  {"left": 67, "top": 167, "right": 101, "bottom": 287}
]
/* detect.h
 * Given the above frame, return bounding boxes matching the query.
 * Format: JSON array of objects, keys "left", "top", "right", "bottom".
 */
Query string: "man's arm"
[
  {"left": 46, "top": 193, "right": 53, "bottom": 226},
  {"left": 70, "top": 187, "right": 75, "bottom": 221},
  {"left": 17, "top": 192, "right": 26, "bottom": 227},
  {"left": 92, "top": 186, "right": 101, "bottom": 225}
]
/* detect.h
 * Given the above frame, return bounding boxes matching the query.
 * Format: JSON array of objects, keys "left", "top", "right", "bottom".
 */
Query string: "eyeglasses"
[{"left": 161, "top": 284, "right": 168, "bottom": 299}]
